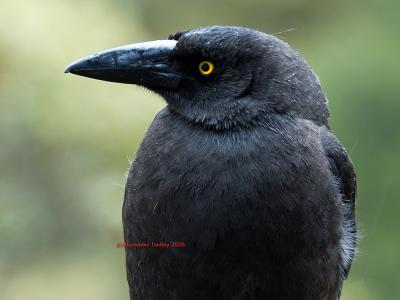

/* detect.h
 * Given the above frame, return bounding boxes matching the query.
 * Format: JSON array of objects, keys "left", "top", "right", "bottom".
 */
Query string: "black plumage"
[{"left": 65, "top": 26, "right": 357, "bottom": 300}]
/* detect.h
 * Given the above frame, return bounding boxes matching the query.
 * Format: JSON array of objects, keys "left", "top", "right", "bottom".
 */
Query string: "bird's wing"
[
  {"left": 320, "top": 127, "right": 357, "bottom": 205},
  {"left": 319, "top": 126, "right": 357, "bottom": 278}
]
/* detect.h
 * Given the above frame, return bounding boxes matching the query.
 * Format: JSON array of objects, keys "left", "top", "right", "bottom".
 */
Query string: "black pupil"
[{"left": 201, "top": 63, "right": 210, "bottom": 72}]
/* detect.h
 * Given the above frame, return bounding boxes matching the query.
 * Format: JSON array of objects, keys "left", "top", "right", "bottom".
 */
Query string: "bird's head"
[{"left": 65, "top": 26, "right": 328, "bottom": 129}]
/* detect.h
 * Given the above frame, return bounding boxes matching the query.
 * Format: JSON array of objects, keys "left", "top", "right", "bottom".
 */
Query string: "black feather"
[{"left": 120, "top": 26, "right": 357, "bottom": 300}]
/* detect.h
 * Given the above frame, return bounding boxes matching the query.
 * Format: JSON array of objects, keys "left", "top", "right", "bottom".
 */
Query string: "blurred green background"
[{"left": 0, "top": 0, "right": 398, "bottom": 299}]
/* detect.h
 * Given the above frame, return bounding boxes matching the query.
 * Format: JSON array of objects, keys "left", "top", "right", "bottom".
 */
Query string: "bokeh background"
[{"left": 1, "top": 0, "right": 399, "bottom": 299}]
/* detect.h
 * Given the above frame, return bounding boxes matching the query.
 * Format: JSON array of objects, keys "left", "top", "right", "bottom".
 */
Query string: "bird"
[{"left": 65, "top": 25, "right": 357, "bottom": 300}]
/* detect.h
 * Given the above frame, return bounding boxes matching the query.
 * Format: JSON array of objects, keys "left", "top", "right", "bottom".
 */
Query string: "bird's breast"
[{"left": 124, "top": 109, "right": 339, "bottom": 253}]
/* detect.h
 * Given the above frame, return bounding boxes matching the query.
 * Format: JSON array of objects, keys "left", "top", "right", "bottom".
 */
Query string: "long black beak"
[{"left": 65, "top": 40, "right": 181, "bottom": 89}]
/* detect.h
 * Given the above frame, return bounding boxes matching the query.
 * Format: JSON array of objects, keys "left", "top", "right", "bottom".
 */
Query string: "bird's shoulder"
[{"left": 318, "top": 126, "right": 357, "bottom": 204}]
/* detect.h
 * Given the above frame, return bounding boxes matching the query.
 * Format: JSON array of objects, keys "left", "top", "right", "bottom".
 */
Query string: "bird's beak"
[{"left": 64, "top": 40, "right": 181, "bottom": 89}]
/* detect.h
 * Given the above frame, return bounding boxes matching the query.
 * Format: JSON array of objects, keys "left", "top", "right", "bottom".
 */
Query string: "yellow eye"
[{"left": 198, "top": 61, "right": 214, "bottom": 76}]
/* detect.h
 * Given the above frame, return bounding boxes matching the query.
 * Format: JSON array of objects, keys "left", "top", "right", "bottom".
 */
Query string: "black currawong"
[{"left": 66, "top": 26, "right": 357, "bottom": 300}]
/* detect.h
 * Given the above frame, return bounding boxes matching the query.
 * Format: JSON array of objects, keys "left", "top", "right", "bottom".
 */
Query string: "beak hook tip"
[{"left": 64, "top": 65, "right": 73, "bottom": 74}]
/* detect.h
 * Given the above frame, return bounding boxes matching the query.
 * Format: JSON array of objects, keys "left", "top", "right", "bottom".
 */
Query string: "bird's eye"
[{"left": 198, "top": 61, "right": 214, "bottom": 76}]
